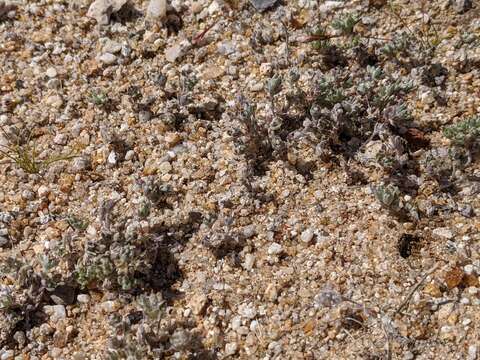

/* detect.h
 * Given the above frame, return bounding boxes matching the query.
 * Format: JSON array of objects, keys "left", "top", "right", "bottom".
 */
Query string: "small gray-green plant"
[
  {"left": 373, "top": 183, "right": 418, "bottom": 220},
  {"left": 332, "top": 12, "right": 360, "bottom": 36},
  {"left": 443, "top": 116, "right": 480, "bottom": 149},
  {"left": 89, "top": 89, "right": 110, "bottom": 106},
  {"left": 66, "top": 215, "right": 89, "bottom": 231}
]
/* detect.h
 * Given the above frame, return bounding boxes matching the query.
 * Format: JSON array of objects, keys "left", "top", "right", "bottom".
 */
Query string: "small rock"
[
  {"left": 146, "top": 0, "right": 166, "bottom": 21},
  {"left": 159, "top": 161, "right": 172, "bottom": 174},
  {"left": 433, "top": 227, "right": 454, "bottom": 240},
  {"left": 465, "top": 264, "right": 475, "bottom": 275},
  {"left": 13, "top": 331, "right": 26, "bottom": 347},
  {"left": 319, "top": 1, "right": 343, "bottom": 13},
  {"left": 300, "top": 228, "right": 314, "bottom": 243},
  {"left": 87, "top": 0, "right": 128, "bottom": 25},
  {"left": 72, "top": 156, "right": 92, "bottom": 172},
  {"left": 21, "top": 189, "right": 34, "bottom": 201},
  {"left": 124, "top": 150, "right": 135, "bottom": 161},
  {"left": 98, "top": 52, "right": 117, "bottom": 65},
  {"left": 444, "top": 266, "right": 465, "bottom": 289},
  {"left": 165, "top": 44, "right": 182, "bottom": 62},
  {"left": 50, "top": 348, "right": 62, "bottom": 358},
  {"left": 103, "top": 39, "right": 122, "bottom": 54},
  {"left": 268, "top": 242, "right": 283, "bottom": 255},
  {"left": 207, "top": 0, "right": 221, "bottom": 14},
  {"left": 170, "top": 329, "right": 191, "bottom": 350},
  {"left": 201, "top": 65, "right": 225, "bottom": 81},
  {"left": 0, "top": 237, "right": 8, "bottom": 247},
  {"left": 264, "top": 283, "right": 278, "bottom": 301},
  {"left": 249, "top": 0, "right": 278, "bottom": 11},
  {"left": 191, "top": 1, "right": 203, "bottom": 14},
  {"left": 243, "top": 253, "right": 255, "bottom": 271},
  {"left": 423, "top": 282, "right": 442, "bottom": 297},
  {"left": 51, "top": 285, "right": 76, "bottom": 305},
  {"left": 242, "top": 225, "right": 257, "bottom": 238},
  {"left": 46, "top": 67, "right": 57, "bottom": 78},
  {"left": 164, "top": 132, "right": 182, "bottom": 147},
  {"left": 44, "top": 304, "right": 67, "bottom": 321},
  {"left": 468, "top": 345, "right": 477, "bottom": 360},
  {"left": 439, "top": 325, "right": 455, "bottom": 340},
  {"left": 225, "top": 342, "right": 238, "bottom": 356},
  {"left": 0, "top": 351, "right": 14, "bottom": 360},
  {"left": 77, "top": 294, "right": 90, "bottom": 304},
  {"left": 453, "top": 0, "right": 472, "bottom": 13},
  {"left": 47, "top": 78, "right": 61, "bottom": 89},
  {"left": 53, "top": 133, "right": 67, "bottom": 145},
  {"left": 438, "top": 302, "right": 454, "bottom": 322},
  {"left": 239, "top": 303, "right": 257, "bottom": 319},
  {"left": 107, "top": 151, "right": 118, "bottom": 166},
  {"left": 138, "top": 110, "right": 151, "bottom": 122},
  {"left": 231, "top": 316, "right": 242, "bottom": 331},
  {"left": 46, "top": 95, "right": 63, "bottom": 108},
  {"left": 190, "top": 293, "right": 208, "bottom": 315},
  {"left": 101, "top": 300, "right": 119, "bottom": 313}
]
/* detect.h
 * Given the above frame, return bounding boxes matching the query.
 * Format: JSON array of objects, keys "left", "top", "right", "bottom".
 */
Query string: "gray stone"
[
  {"left": 72, "top": 156, "right": 92, "bottom": 172},
  {"left": 249, "top": 0, "right": 278, "bottom": 11},
  {"left": 0, "top": 236, "right": 8, "bottom": 247}
]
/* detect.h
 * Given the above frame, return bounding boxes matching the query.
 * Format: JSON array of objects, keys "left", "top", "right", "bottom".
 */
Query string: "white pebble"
[
  {"left": 224, "top": 342, "right": 238, "bottom": 356},
  {"left": 37, "top": 185, "right": 50, "bottom": 198},
  {"left": 267, "top": 242, "right": 283, "bottom": 255},
  {"left": 300, "top": 228, "right": 314, "bottom": 243},
  {"left": 98, "top": 52, "right": 117, "bottom": 65},
  {"left": 469, "top": 345, "right": 478, "bottom": 360},
  {"left": 77, "top": 294, "right": 90, "bottom": 304},
  {"left": 146, "top": 0, "right": 166, "bottom": 20},
  {"left": 46, "top": 67, "right": 57, "bottom": 78}
]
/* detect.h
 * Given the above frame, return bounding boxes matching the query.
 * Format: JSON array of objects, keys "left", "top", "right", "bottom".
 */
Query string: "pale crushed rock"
[
  {"left": 146, "top": 0, "right": 166, "bottom": 21},
  {"left": 1, "top": 0, "right": 480, "bottom": 358},
  {"left": 87, "top": 0, "right": 128, "bottom": 25}
]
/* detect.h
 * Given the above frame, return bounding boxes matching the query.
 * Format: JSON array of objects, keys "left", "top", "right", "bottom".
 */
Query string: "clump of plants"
[
  {"left": 75, "top": 200, "right": 161, "bottom": 291},
  {"left": 443, "top": 116, "right": 480, "bottom": 163},
  {"left": 373, "top": 183, "right": 419, "bottom": 220},
  {"left": 106, "top": 292, "right": 209, "bottom": 359}
]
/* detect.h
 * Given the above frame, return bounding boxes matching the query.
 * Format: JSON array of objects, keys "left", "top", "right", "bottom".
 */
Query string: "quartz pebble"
[
  {"left": 268, "top": 242, "right": 283, "bottom": 255},
  {"left": 98, "top": 52, "right": 117, "bottom": 65},
  {"left": 87, "top": 0, "right": 128, "bottom": 25},
  {"left": 46, "top": 67, "right": 57, "bottom": 78},
  {"left": 44, "top": 305, "right": 67, "bottom": 321},
  {"left": 300, "top": 228, "right": 314, "bottom": 243},
  {"left": 225, "top": 342, "right": 238, "bottom": 356},
  {"left": 146, "top": 0, "right": 166, "bottom": 21}
]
